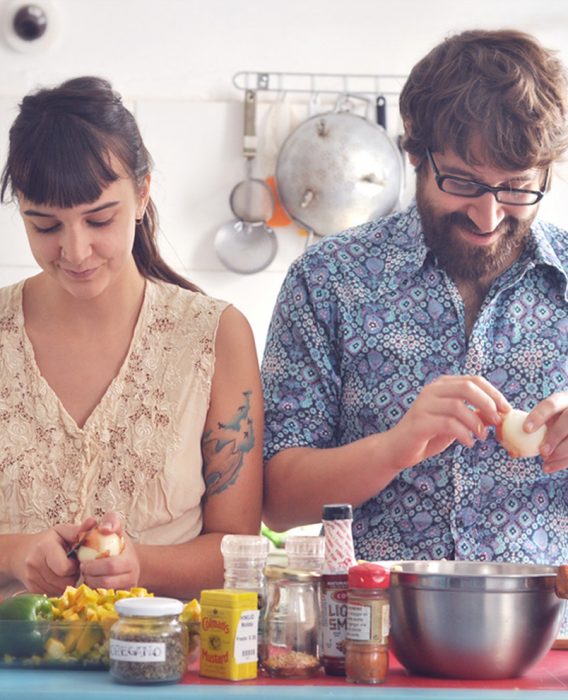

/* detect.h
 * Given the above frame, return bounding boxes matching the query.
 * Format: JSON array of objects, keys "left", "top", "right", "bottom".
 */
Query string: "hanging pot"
[{"left": 275, "top": 104, "right": 404, "bottom": 237}]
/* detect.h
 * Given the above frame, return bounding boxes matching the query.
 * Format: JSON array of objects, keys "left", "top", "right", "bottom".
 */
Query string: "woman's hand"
[
  {"left": 388, "top": 374, "right": 510, "bottom": 472},
  {"left": 524, "top": 392, "right": 568, "bottom": 473},
  {"left": 12, "top": 526, "right": 82, "bottom": 596},
  {"left": 78, "top": 512, "right": 141, "bottom": 590}
]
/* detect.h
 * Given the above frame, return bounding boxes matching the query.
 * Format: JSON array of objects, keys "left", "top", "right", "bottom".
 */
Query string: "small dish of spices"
[{"left": 109, "top": 597, "right": 188, "bottom": 684}]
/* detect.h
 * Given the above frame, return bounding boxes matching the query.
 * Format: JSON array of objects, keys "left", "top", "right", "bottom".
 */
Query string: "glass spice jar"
[
  {"left": 221, "top": 534, "right": 269, "bottom": 653},
  {"left": 221, "top": 534, "right": 269, "bottom": 602},
  {"left": 285, "top": 535, "right": 325, "bottom": 572},
  {"left": 109, "top": 597, "right": 188, "bottom": 685},
  {"left": 261, "top": 566, "right": 322, "bottom": 679},
  {"left": 345, "top": 562, "right": 390, "bottom": 684}
]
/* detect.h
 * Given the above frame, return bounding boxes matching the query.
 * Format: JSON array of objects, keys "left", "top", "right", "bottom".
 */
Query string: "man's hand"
[
  {"left": 388, "top": 374, "right": 510, "bottom": 472},
  {"left": 524, "top": 392, "right": 568, "bottom": 473}
]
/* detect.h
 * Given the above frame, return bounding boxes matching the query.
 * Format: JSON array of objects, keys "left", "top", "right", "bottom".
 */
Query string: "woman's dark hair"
[
  {"left": 0, "top": 76, "right": 201, "bottom": 292},
  {"left": 400, "top": 29, "right": 568, "bottom": 171}
]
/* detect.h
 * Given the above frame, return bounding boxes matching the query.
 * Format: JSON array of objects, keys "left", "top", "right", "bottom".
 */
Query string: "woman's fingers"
[
  {"left": 97, "top": 511, "right": 124, "bottom": 535},
  {"left": 81, "top": 536, "right": 140, "bottom": 590}
]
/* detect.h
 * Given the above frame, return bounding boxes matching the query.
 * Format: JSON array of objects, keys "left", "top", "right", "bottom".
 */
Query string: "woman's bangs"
[{"left": 11, "top": 118, "right": 119, "bottom": 207}]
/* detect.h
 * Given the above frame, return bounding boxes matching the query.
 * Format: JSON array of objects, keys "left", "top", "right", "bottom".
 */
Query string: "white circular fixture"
[{"left": 1, "top": 0, "right": 61, "bottom": 53}]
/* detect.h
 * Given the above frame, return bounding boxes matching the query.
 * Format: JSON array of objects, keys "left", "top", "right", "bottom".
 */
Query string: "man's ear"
[{"left": 408, "top": 152, "right": 421, "bottom": 168}]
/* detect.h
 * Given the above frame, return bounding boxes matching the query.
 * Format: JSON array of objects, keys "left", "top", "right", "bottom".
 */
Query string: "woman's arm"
[{"left": 81, "top": 306, "right": 264, "bottom": 599}]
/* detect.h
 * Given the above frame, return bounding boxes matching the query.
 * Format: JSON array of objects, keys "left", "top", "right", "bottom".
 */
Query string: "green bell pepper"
[{"left": 0, "top": 593, "right": 54, "bottom": 657}]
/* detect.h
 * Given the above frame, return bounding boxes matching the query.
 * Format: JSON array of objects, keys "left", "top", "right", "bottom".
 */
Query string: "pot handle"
[
  {"left": 243, "top": 89, "right": 258, "bottom": 160},
  {"left": 376, "top": 94, "right": 387, "bottom": 129}
]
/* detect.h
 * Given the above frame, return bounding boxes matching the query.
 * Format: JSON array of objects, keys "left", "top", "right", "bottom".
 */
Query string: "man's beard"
[{"left": 415, "top": 176, "right": 535, "bottom": 280}]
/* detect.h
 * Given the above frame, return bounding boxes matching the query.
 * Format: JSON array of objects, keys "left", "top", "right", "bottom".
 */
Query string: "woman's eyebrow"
[{"left": 23, "top": 201, "right": 120, "bottom": 217}]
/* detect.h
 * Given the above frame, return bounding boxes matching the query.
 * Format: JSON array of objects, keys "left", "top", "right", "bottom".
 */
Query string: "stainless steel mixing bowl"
[{"left": 389, "top": 561, "right": 565, "bottom": 679}]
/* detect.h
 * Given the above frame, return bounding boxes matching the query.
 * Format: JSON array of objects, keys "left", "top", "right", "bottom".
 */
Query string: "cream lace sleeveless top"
[{"left": 0, "top": 279, "right": 227, "bottom": 547}]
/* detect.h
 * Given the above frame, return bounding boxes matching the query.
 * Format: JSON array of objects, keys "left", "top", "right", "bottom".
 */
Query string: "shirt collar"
[{"left": 392, "top": 202, "right": 568, "bottom": 293}]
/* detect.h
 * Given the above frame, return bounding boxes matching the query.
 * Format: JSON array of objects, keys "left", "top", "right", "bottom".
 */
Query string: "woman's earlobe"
[{"left": 136, "top": 174, "right": 151, "bottom": 216}]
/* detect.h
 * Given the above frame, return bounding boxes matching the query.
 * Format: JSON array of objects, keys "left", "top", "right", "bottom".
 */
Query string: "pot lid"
[{"left": 275, "top": 111, "right": 403, "bottom": 237}]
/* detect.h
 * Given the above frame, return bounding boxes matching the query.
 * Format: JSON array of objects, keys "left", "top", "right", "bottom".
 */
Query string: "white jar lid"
[
  {"left": 115, "top": 596, "right": 183, "bottom": 617},
  {"left": 221, "top": 534, "right": 269, "bottom": 558}
]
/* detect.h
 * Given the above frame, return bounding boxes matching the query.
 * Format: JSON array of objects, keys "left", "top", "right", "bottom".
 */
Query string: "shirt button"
[
  {"left": 73, "top": 438, "right": 82, "bottom": 450},
  {"left": 456, "top": 517, "right": 465, "bottom": 528}
]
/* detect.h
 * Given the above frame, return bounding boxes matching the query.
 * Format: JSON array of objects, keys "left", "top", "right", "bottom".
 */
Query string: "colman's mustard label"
[{"left": 199, "top": 589, "right": 259, "bottom": 681}]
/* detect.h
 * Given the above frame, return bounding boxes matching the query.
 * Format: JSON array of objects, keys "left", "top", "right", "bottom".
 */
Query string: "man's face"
[{"left": 415, "top": 148, "right": 543, "bottom": 281}]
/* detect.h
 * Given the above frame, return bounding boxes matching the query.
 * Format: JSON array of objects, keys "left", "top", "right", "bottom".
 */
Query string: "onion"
[
  {"left": 76, "top": 528, "right": 125, "bottom": 562},
  {"left": 496, "top": 409, "right": 547, "bottom": 459}
]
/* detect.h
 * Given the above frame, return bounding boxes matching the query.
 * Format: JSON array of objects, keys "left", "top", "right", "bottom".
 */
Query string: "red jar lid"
[{"left": 348, "top": 562, "right": 390, "bottom": 589}]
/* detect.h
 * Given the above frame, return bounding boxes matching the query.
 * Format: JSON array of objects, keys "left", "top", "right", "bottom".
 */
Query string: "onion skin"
[
  {"left": 496, "top": 409, "right": 547, "bottom": 459},
  {"left": 75, "top": 528, "right": 125, "bottom": 563}
]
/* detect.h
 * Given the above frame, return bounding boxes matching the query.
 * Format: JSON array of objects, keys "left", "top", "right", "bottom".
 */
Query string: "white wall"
[{"left": 1, "top": 0, "right": 568, "bottom": 355}]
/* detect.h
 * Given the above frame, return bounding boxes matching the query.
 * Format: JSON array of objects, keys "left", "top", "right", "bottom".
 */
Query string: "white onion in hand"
[
  {"left": 496, "top": 409, "right": 547, "bottom": 458},
  {"left": 76, "top": 528, "right": 125, "bottom": 562}
]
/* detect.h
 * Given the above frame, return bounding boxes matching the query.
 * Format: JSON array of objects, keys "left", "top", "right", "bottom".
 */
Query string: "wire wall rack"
[{"left": 232, "top": 71, "right": 407, "bottom": 99}]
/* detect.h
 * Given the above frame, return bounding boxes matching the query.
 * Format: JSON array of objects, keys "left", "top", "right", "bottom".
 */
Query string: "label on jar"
[
  {"left": 110, "top": 638, "right": 166, "bottom": 663},
  {"left": 347, "top": 601, "right": 389, "bottom": 643},
  {"left": 234, "top": 609, "right": 259, "bottom": 663},
  {"left": 321, "top": 581, "right": 348, "bottom": 659}
]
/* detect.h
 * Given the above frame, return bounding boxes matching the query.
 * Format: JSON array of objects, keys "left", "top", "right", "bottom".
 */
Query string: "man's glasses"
[{"left": 426, "top": 148, "right": 548, "bottom": 206}]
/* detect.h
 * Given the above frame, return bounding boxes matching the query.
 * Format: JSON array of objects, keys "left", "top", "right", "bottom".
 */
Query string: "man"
[{"left": 261, "top": 30, "right": 568, "bottom": 572}]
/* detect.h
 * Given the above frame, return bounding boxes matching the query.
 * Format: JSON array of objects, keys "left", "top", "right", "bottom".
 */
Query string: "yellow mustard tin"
[{"left": 199, "top": 589, "right": 259, "bottom": 681}]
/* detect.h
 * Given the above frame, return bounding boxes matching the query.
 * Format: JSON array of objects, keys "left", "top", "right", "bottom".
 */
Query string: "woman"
[{"left": 0, "top": 77, "right": 263, "bottom": 599}]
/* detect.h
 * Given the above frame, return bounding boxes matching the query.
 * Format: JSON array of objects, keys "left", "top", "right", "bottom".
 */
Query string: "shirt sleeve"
[{"left": 261, "top": 253, "right": 342, "bottom": 462}]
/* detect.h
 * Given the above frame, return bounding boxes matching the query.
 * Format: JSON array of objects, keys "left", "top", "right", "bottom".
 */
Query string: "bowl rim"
[{"left": 388, "top": 560, "right": 561, "bottom": 592}]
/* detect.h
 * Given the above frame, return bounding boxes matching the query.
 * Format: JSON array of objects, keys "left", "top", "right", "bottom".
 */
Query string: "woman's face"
[{"left": 18, "top": 160, "right": 149, "bottom": 301}]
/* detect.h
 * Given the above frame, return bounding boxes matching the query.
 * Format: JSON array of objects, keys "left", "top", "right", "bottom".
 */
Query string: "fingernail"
[
  {"left": 524, "top": 420, "right": 534, "bottom": 432},
  {"left": 541, "top": 443, "right": 551, "bottom": 457}
]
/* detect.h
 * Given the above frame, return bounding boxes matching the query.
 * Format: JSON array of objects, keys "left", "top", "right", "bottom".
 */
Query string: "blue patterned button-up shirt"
[{"left": 262, "top": 203, "right": 568, "bottom": 571}]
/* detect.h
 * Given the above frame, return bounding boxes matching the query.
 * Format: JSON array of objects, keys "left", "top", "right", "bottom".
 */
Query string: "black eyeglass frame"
[{"left": 425, "top": 148, "right": 548, "bottom": 206}]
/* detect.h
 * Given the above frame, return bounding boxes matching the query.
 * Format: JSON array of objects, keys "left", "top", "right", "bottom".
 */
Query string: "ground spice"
[
  {"left": 345, "top": 563, "right": 390, "bottom": 685},
  {"left": 263, "top": 650, "right": 321, "bottom": 678},
  {"left": 345, "top": 642, "right": 388, "bottom": 683}
]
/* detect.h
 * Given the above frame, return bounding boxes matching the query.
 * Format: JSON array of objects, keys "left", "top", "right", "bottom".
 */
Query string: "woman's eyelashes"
[
  {"left": 32, "top": 217, "right": 114, "bottom": 234},
  {"left": 32, "top": 221, "right": 61, "bottom": 233},
  {"left": 87, "top": 217, "right": 114, "bottom": 228}
]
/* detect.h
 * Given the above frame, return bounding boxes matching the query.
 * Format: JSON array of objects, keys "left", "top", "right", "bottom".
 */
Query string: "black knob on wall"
[{"left": 13, "top": 4, "right": 47, "bottom": 41}]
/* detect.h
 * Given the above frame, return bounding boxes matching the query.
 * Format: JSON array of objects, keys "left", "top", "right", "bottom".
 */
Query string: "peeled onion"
[
  {"left": 76, "top": 528, "right": 125, "bottom": 562},
  {"left": 496, "top": 408, "right": 547, "bottom": 459}
]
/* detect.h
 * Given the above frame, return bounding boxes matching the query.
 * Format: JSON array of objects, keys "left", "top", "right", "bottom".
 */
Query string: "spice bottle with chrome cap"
[{"left": 320, "top": 503, "right": 357, "bottom": 676}]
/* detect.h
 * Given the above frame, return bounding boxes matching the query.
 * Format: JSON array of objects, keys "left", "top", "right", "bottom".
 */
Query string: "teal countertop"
[
  {"left": 0, "top": 669, "right": 567, "bottom": 700},
  {"left": 1, "top": 651, "right": 567, "bottom": 699}
]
